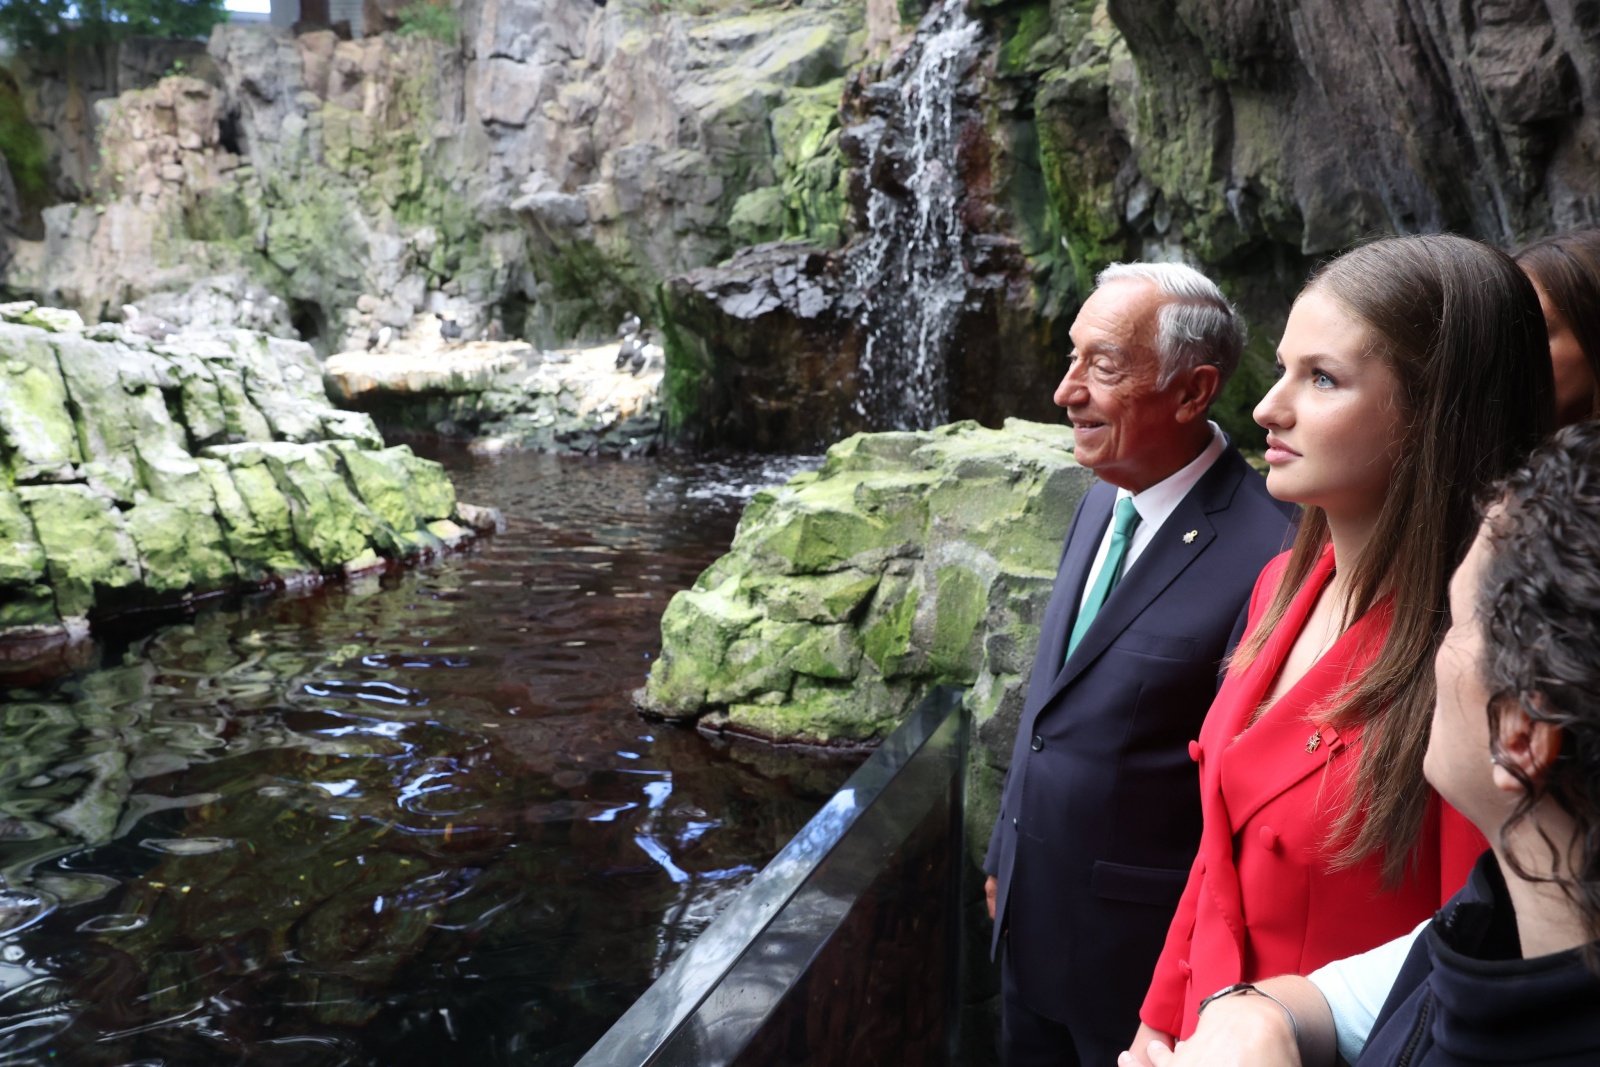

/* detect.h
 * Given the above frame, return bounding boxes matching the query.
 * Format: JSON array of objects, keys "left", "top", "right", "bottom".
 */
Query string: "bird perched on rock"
[
  {"left": 121, "top": 304, "right": 176, "bottom": 342},
  {"left": 436, "top": 313, "right": 463, "bottom": 344},
  {"left": 615, "top": 331, "right": 643, "bottom": 370},
  {"left": 366, "top": 324, "right": 393, "bottom": 352},
  {"left": 631, "top": 331, "right": 664, "bottom": 375},
  {"left": 617, "top": 312, "right": 641, "bottom": 339}
]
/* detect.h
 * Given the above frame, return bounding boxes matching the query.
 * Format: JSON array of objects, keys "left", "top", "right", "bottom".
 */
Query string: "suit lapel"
[
  {"left": 1044, "top": 451, "right": 1248, "bottom": 703},
  {"left": 1220, "top": 598, "right": 1388, "bottom": 832}
]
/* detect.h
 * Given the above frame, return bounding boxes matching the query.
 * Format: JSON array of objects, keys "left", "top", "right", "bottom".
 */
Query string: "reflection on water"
[{"left": 0, "top": 449, "right": 860, "bottom": 1066}]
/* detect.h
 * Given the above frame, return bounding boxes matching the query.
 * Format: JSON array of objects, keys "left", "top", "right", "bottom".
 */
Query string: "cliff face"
[
  {"left": 4, "top": 0, "right": 872, "bottom": 361},
  {"left": 993, "top": 0, "right": 1600, "bottom": 430},
  {"left": 4, "top": 0, "right": 1599, "bottom": 451}
]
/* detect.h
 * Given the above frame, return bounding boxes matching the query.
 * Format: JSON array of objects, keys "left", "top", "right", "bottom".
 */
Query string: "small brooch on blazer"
[
  {"left": 1306, "top": 730, "right": 1322, "bottom": 754},
  {"left": 1183, "top": 530, "right": 1198, "bottom": 544}
]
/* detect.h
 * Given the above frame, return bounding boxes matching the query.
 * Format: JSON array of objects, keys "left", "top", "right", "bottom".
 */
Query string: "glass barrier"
[{"left": 577, "top": 687, "right": 969, "bottom": 1067}]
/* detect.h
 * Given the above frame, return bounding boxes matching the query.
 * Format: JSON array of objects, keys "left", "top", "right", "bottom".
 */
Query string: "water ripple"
[{"left": 0, "top": 449, "right": 863, "bottom": 1067}]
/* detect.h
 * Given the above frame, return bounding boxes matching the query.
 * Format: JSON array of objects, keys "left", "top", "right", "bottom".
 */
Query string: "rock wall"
[
  {"left": 659, "top": 0, "right": 1600, "bottom": 449},
  {"left": 976, "top": 0, "right": 1600, "bottom": 435},
  {"left": 637, "top": 419, "right": 1092, "bottom": 853},
  {"left": 0, "top": 304, "right": 492, "bottom": 664},
  {"left": 6, "top": 37, "right": 217, "bottom": 218},
  {"left": 9, "top": 0, "right": 1600, "bottom": 454},
  {"left": 3, "top": 0, "right": 879, "bottom": 361}
]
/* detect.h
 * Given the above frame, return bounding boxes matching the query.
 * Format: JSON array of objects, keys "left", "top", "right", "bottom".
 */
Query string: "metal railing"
[{"left": 577, "top": 687, "right": 969, "bottom": 1066}]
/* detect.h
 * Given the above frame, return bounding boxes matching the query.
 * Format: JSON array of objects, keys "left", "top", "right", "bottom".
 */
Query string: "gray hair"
[{"left": 1094, "top": 262, "right": 1247, "bottom": 391}]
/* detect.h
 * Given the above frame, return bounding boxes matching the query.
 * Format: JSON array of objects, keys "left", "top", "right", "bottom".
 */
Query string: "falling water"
[{"left": 849, "top": 0, "right": 984, "bottom": 430}]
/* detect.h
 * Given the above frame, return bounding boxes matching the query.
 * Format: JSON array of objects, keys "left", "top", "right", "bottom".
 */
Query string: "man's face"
[{"left": 1054, "top": 279, "right": 1192, "bottom": 491}]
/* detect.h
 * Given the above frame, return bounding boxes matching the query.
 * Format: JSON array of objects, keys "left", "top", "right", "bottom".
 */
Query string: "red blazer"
[{"left": 1139, "top": 546, "right": 1485, "bottom": 1038}]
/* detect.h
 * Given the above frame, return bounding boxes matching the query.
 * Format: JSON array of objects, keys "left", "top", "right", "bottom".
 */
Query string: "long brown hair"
[
  {"left": 1515, "top": 229, "right": 1600, "bottom": 423},
  {"left": 1237, "top": 234, "right": 1555, "bottom": 884}
]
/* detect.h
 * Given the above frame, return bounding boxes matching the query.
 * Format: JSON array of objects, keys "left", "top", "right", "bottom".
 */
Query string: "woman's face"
[
  {"left": 1526, "top": 271, "right": 1598, "bottom": 427},
  {"left": 1423, "top": 524, "right": 1497, "bottom": 831},
  {"left": 1253, "top": 291, "right": 1406, "bottom": 523}
]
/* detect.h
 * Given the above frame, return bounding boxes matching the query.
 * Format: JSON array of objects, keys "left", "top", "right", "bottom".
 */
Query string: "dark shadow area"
[{"left": 290, "top": 297, "right": 328, "bottom": 354}]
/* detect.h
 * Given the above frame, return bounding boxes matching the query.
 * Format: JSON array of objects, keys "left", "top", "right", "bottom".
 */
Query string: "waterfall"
[{"left": 848, "top": 0, "right": 984, "bottom": 431}]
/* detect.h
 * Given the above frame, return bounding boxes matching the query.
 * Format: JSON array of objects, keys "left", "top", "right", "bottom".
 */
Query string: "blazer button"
[
  {"left": 1031, "top": 735, "right": 1044, "bottom": 752},
  {"left": 1188, "top": 740, "right": 1202, "bottom": 762},
  {"left": 1259, "top": 825, "right": 1279, "bottom": 851},
  {"left": 1012, "top": 817, "right": 1019, "bottom": 829}
]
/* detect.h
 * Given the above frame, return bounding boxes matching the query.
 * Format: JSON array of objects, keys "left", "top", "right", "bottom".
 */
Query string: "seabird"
[
  {"left": 632, "top": 332, "right": 663, "bottom": 375},
  {"left": 615, "top": 332, "right": 642, "bottom": 370},
  {"left": 121, "top": 303, "right": 176, "bottom": 342},
  {"left": 436, "top": 313, "right": 463, "bottom": 344},
  {"left": 617, "top": 312, "right": 641, "bottom": 339}
]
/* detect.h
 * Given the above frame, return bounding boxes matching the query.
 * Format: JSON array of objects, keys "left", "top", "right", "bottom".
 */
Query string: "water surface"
[{"left": 0, "top": 449, "right": 861, "bottom": 1066}]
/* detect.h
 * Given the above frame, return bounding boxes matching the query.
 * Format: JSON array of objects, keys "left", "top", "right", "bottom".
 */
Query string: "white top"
[
  {"left": 1308, "top": 922, "right": 1425, "bottom": 1064},
  {"left": 1078, "top": 422, "right": 1228, "bottom": 612}
]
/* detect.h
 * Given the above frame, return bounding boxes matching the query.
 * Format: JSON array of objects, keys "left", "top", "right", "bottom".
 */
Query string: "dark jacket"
[
  {"left": 984, "top": 443, "right": 1295, "bottom": 1058},
  {"left": 1360, "top": 851, "right": 1600, "bottom": 1067}
]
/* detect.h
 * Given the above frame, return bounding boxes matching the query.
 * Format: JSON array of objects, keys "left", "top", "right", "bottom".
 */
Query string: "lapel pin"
[
  {"left": 1183, "top": 530, "right": 1198, "bottom": 544},
  {"left": 1306, "top": 730, "right": 1322, "bottom": 754}
]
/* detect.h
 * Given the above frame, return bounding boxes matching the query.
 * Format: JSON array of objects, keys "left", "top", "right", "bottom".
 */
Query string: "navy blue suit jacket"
[{"left": 984, "top": 444, "right": 1296, "bottom": 1050}]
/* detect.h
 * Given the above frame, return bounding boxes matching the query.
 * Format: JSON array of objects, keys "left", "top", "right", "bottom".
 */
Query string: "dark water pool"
[{"left": 0, "top": 448, "right": 863, "bottom": 1066}]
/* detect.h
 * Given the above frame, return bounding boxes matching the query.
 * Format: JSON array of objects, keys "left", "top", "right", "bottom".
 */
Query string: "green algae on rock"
[
  {"left": 639, "top": 419, "right": 1092, "bottom": 750},
  {"left": 0, "top": 313, "right": 493, "bottom": 653}
]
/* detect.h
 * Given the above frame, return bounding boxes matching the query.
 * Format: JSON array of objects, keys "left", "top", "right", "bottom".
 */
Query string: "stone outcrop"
[
  {"left": 7, "top": 37, "right": 217, "bottom": 215},
  {"left": 129, "top": 274, "right": 297, "bottom": 336},
  {"left": 0, "top": 303, "right": 494, "bottom": 661},
  {"left": 639, "top": 418, "right": 1088, "bottom": 741},
  {"left": 638, "top": 418, "right": 1089, "bottom": 852},
  {"left": 6, "top": 74, "right": 245, "bottom": 322},
  {"left": 660, "top": 242, "right": 862, "bottom": 450}
]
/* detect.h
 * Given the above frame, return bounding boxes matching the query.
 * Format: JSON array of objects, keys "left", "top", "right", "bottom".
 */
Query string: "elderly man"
[{"left": 984, "top": 263, "right": 1297, "bottom": 1066}]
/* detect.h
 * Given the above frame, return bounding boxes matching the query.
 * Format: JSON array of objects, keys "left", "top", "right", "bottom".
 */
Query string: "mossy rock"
[
  {"left": 641, "top": 419, "right": 1094, "bottom": 745},
  {"left": 16, "top": 483, "right": 143, "bottom": 620},
  {"left": 0, "top": 316, "right": 484, "bottom": 643}
]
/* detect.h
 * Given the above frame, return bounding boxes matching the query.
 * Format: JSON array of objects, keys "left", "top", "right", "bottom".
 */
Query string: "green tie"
[{"left": 1066, "top": 496, "right": 1141, "bottom": 661}]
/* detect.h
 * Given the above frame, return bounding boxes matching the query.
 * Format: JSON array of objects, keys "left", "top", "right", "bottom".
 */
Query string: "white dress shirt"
[{"left": 1077, "top": 421, "right": 1228, "bottom": 612}]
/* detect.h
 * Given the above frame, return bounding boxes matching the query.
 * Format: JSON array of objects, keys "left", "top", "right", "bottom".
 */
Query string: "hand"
[
  {"left": 1127, "top": 991, "right": 1306, "bottom": 1067},
  {"left": 985, "top": 875, "right": 998, "bottom": 921},
  {"left": 1119, "top": 1022, "right": 1176, "bottom": 1067}
]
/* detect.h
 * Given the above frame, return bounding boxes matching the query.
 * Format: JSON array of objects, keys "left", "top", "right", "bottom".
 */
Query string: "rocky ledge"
[
  {"left": 0, "top": 304, "right": 498, "bottom": 662},
  {"left": 326, "top": 333, "right": 665, "bottom": 456}
]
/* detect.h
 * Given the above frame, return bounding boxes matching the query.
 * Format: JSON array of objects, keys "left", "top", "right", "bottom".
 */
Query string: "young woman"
[
  {"left": 1128, "top": 421, "right": 1600, "bottom": 1067},
  {"left": 1124, "top": 234, "right": 1555, "bottom": 1062},
  {"left": 1515, "top": 230, "right": 1600, "bottom": 426}
]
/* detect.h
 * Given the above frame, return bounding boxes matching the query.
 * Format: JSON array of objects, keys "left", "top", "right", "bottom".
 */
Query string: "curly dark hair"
[{"left": 1479, "top": 419, "right": 1600, "bottom": 965}]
